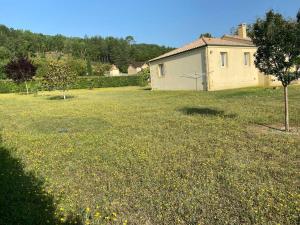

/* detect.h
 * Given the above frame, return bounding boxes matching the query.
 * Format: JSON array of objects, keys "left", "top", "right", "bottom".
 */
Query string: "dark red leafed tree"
[{"left": 4, "top": 56, "right": 37, "bottom": 94}]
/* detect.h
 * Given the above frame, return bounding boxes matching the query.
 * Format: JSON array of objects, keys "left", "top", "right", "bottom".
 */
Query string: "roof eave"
[
  {"left": 149, "top": 44, "right": 207, "bottom": 63},
  {"left": 149, "top": 43, "right": 255, "bottom": 63}
]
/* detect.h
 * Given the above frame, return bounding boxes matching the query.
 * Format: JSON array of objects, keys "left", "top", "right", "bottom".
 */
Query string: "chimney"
[{"left": 237, "top": 23, "right": 247, "bottom": 39}]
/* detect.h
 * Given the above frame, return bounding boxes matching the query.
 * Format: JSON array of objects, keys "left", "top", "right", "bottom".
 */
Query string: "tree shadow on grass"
[
  {"left": 0, "top": 142, "right": 82, "bottom": 225},
  {"left": 47, "top": 95, "right": 76, "bottom": 100},
  {"left": 139, "top": 87, "right": 152, "bottom": 91},
  {"left": 179, "top": 107, "right": 237, "bottom": 118},
  {"left": 255, "top": 123, "right": 285, "bottom": 132}
]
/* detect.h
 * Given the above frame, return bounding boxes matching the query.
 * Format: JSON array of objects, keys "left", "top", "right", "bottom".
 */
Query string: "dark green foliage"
[
  {"left": 136, "top": 67, "right": 150, "bottom": 86},
  {"left": 34, "top": 57, "right": 48, "bottom": 78},
  {"left": 249, "top": 10, "right": 300, "bottom": 86},
  {"left": 130, "top": 44, "right": 173, "bottom": 63},
  {"left": 0, "top": 47, "right": 11, "bottom": 78},
  {"left": 86, "top": 60, "right": 93, "bottom": 76},
  {"left": 4, "top": 56, "right": 37, "bottom": 84},
  {"left": 0, "top": 24, "right": 173, "bottom": 71},
  {"left": 199, "top": 33, "right": 212, "bottom": 38},
  {"left": 67, "top": 58, "right": 86, "bottom": 76},
  {"left": 0, "top": 80, "right": 41, "bottom": 93},
  {"left": 71, "top": 76, "right": 145, "bottom": 89},
  {"left": 93, "top": 63, "right": 111, "bottom": 76}
]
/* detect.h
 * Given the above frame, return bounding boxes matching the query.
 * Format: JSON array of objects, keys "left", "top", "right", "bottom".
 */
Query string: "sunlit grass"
[{"left": 0, "top": 86, "right": 299, "bottom": 224}]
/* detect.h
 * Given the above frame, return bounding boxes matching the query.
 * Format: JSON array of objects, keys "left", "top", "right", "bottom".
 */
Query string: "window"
[
  {"left": 244, "top": 52, "right": 250, "bottom": 66},
  {"left": 220, "top": 52, "right": 228, "bottom": 67},
  {"left": 158, "top": 64, "right": 165, "bottom": 77}
]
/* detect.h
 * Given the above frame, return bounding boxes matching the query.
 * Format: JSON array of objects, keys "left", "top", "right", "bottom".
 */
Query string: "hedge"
[{"left": 0, "top": 74, "right": 149, "bottom": 93}]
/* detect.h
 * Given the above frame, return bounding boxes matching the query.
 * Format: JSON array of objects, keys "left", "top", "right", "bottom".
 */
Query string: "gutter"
[{"left": 149, "top": 42, "right": 255, "bottom": 63}]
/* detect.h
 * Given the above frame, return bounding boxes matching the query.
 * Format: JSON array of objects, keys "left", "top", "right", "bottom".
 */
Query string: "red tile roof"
[{"left": 150, "top": 36, "right": 255, "bottom": 62}]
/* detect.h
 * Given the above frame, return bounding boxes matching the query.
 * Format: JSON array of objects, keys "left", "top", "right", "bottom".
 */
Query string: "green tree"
[
  {"left": 4, "top": 56, "right": 37, "bottom": 94},
  {"left": 42, "top": 60, "right": 77, "bottom": 100},
  {"left": 199, "top": 33, "right": 212, "bottom": 38},
  {"left": 86, "top": 59, "right": 93, "bottom": 76},
  {"left": 0, "top": 23, "right": 173, "bottom": 73},
  {"left": 137, "top": 67, "right": 150, "bottom": 86},
  {"left": 125, "top": 36, "right": 135, "bottom": 45},
  {"left": 249, "top": 10, "right": 300, "bottom": 131},
  {"left": 93, "top": 63, "right": 111, "bottom": 76},
  {"left": 0, "top": 46, "right": 11, "bottom": 79}
]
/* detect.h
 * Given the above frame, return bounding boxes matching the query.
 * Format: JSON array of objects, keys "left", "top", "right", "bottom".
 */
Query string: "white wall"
[{"left": 150, "top": 48, "right": 207, "bottom": 91}]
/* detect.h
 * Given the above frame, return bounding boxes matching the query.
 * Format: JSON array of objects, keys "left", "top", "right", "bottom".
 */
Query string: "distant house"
[
  {"left": 128, "top": 62, "right": 149, "bottom": 75},
  {"left": 109, "top": 64, "right": 120, "bottom": 76},
  {"left": 149, "top": 24, "right": 299, "bottom": 91}
]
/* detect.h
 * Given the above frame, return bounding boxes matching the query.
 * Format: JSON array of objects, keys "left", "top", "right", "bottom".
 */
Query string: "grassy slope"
[{"left": 0, "top": 86, "right": 299, "bottom": 225}]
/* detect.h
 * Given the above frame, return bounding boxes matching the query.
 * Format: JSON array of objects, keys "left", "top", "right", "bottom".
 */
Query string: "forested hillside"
[{"left": 0, "top": 24, "right": 173, "bottom": 72}]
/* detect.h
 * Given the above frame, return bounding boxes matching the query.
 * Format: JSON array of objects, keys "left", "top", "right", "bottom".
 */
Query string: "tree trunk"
[
  {"left": 284, "top": 85, "right": 289, "bottom": 132},
  {"left": 63, "top": 90, "right": 66, "bottom": 100},
  {"left": 25, "top": 81, "right": 29, "bottom": 95}
]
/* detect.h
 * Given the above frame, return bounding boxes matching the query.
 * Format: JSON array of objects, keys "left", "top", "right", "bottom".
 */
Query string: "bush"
[
  {"left": 67, "top": 58, "right": 86, "bottom": 77},
  {"left": 93, "top": 63, "right": 111, "bottom": 76},
  {"left": 70, "top": 76, "right": 141, "bottom": 89},
  {"left": 0, "top": 80, "right": 41, "bottom": 93},
  {"left": 34, "top": 58, "right": 48, "bottom": 78},
  {"left": 137, "top": 67, "right": 150, "bottom": 86},
  {"left": 0, "top": 75, "right": 147, "bottom": 93},
  {"left": 0, "top": 65, "right": 7, "bottom": 80}
]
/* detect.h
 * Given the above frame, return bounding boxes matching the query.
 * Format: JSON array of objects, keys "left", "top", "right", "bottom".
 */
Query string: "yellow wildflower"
[{"left": 94, "top": 212, "right": 101, "bottom": 218}]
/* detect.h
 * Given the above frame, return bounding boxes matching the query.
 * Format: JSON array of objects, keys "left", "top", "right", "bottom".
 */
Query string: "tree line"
[{"left": 0, "top": 24, "right": 173, "bottom": 73}]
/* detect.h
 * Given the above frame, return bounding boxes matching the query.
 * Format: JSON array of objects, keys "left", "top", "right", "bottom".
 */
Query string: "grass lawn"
[{"left": 0, "top": 86, "right": 299, "bottom": 225}]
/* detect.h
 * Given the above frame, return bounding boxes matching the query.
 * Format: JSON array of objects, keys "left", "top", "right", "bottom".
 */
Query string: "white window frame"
[
  {"left": 158, "top": 63, "right": 165, "bottom": 77},
  {"left": 220, "top": 52, "right": 228, "bottom": 68},
  {"left": 244, "top": 52, "right": 250, "bottom": 66}
]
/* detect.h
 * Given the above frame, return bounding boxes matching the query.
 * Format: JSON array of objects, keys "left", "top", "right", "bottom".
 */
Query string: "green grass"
[{"left": 0, "top": 86, "right": 299, "bottom": 225}]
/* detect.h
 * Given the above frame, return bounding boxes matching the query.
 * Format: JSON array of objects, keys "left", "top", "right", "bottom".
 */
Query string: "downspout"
[{"left": 203, "top": 38, "right": 210, "bottom": 91}]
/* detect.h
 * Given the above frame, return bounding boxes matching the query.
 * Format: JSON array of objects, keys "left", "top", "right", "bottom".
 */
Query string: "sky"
[{"left": 0, "top": 0, "right": 299, "bottom": 47}]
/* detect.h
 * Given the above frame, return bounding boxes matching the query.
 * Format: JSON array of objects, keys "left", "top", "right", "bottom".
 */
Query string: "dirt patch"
[{"left": 249, "top": 123, "right": 300, "bottom": 136}]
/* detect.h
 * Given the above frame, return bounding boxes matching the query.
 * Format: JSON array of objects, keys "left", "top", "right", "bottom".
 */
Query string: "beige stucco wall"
[
  {"left": 150, "top": 45, "right": 299, "bottom": 91},
  {"left": 206, "top": 46, "right": 261, "bottom": 91},
  {"left": 128, "top": 66, "right": 137, "bottom": 75},
  {"left": 150, "top": 48, "right": 207, "bottom": 91},
  {"left": 109, "top": 69, "right": 120, "bottom": 76},
  {"left": 141, "top": 64, "right": 149, "bottom": 70}
]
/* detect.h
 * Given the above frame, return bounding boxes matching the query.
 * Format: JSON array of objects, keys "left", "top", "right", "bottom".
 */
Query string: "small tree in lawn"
[
  {"left": 86, "top": 59, "right": 93, "bottom": 76},
  {"left": 4, "top": 56, "right": 37, "bottom": 94},
  {"left": 250, "top": 10, "right": 300, "bottom": 132},
  {"left": 43, "top": 60, "right": 77, "bottom": 100}
]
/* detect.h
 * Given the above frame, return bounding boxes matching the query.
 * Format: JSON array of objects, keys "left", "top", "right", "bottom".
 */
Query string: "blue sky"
[{"left": 0, "top": 0, "right": 298, "bottom": 47}]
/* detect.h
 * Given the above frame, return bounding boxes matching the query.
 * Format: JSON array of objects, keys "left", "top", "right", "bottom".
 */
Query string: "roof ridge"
[{"left": 201, "top": 37, "right": 207, "bottom": 45}]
